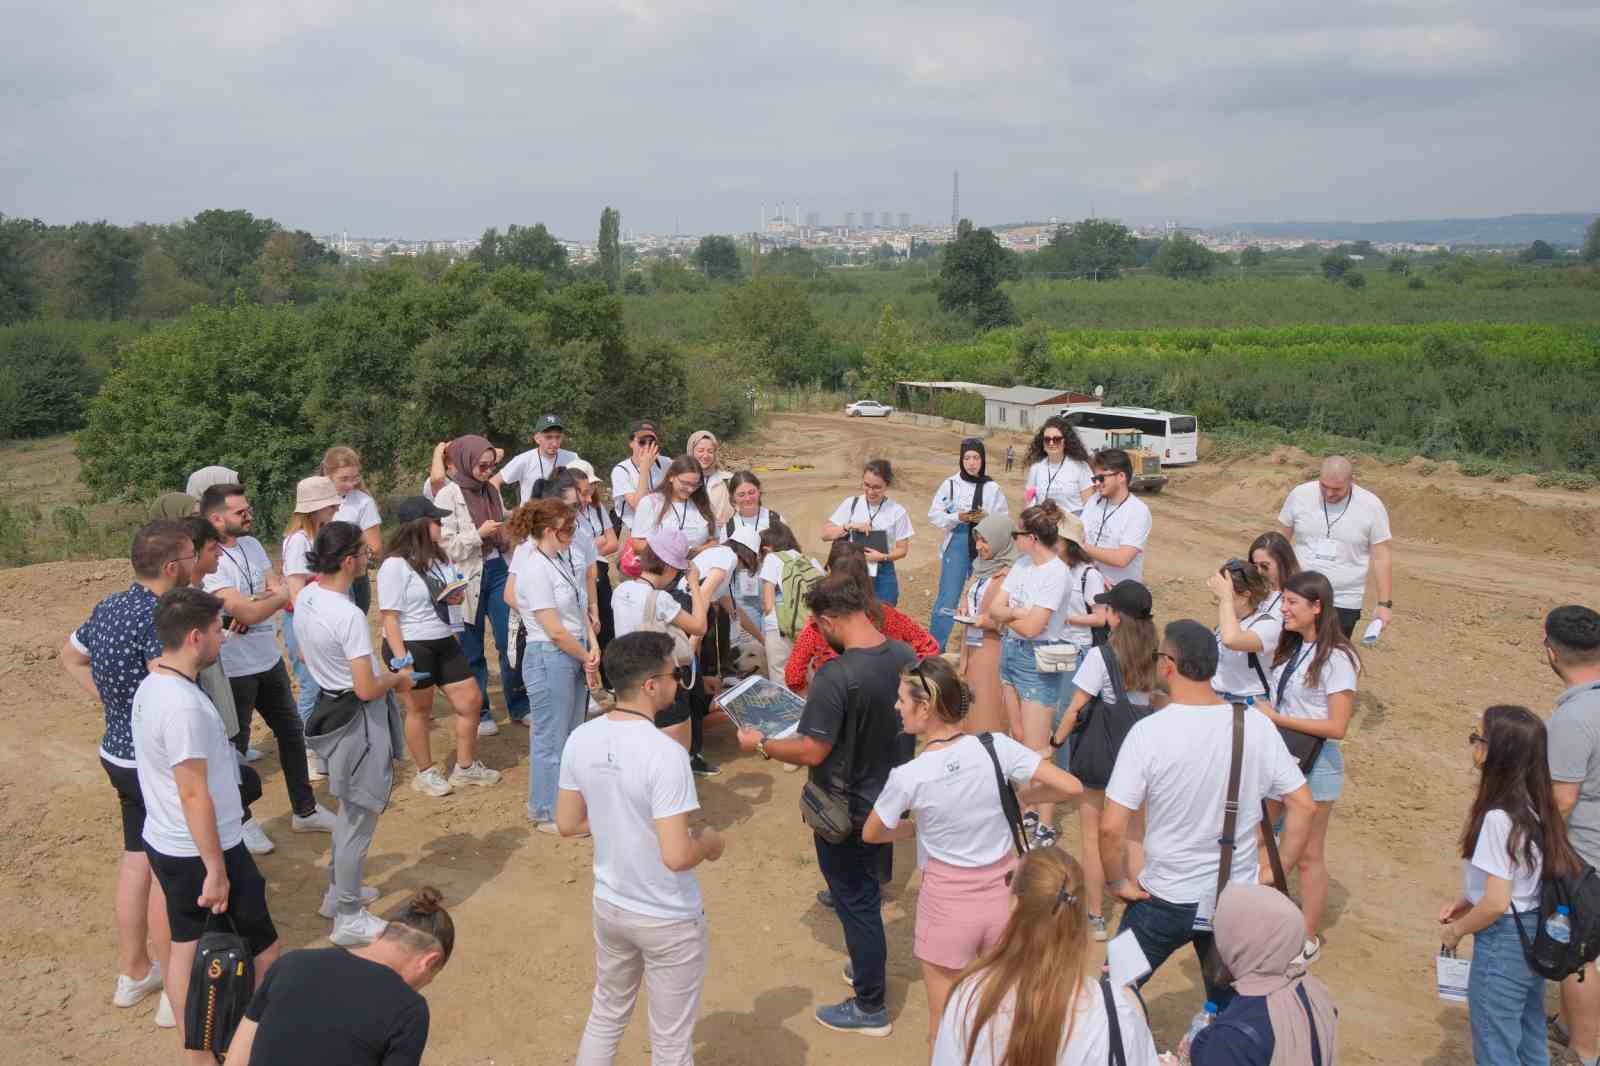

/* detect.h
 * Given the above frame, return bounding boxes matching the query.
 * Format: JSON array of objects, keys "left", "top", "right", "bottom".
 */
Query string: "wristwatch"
[
  {"left": 1048, "top": 734, "right": 1064, "bottom": 750},
  {"left": 756, "top": 739, "right": 772, "bottom": 761},
  {"left": 1377, "top": 600, "right": 1394, "bottom": 609}
]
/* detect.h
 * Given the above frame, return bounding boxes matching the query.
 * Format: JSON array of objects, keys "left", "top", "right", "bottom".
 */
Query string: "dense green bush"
[{"left": 0, "top": 321, "right": 141, "bottom": 438}]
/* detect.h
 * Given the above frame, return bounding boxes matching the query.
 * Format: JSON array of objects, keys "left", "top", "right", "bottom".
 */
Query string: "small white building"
[{"left": 983, "top": 387, "right": 1097, "bottom": 432}]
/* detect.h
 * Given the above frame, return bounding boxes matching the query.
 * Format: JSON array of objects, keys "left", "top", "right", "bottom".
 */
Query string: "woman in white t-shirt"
[
  {"left": 1023, "top": 415, "right": 1095, "bottom": 516},
  {"left": 722, "top": 471, "right": 780, "bottom": 543},
  {"left": 1206, "top": 558, "right": 1284, "bottom": 702},
  {"left": 281, "top": 476, "right": 342, "bottom": 729},
  {"left": 755, "top": 521, "right": 814, "bottom": 689},
  {"left": 612, "top": 527, "right": 711, "bottom": 751},
  {"left": 504, "top": 499, "right": 598, "bottom": 833},
  {"left": 821, "top": 458, "right": 914, "bottom": 606},
  {"left": 322, "top": 445, "right": 383, "bottom": 613},
  {"left": 678, "top": 532, "right": 757, "bottom": 776},
  {"left": 687, "top": 430, "right": 734, "bottom": 527},
  {"left": 1440, "top": 705, "right": 1581, "bottom": 1066},
  {"left": 986, "top": 502, "right": 1075, "bottom": 843},
  {"left": 864, "top": 656, "right": 1082, "bottom": 1053},
  {"left": 629, "top": 455, "right": 717, "bottom": 558},
  {"left": 1256, "top": 570, "right": 1359, "bottom": 963},
  {"left": 378, "top": 497, "right": 500, "bottom": 799},
  {"left": 1247, "top": 530, "right": 1299, "bottom": 617},
  {"left": 930, "top": 847, "right": 1160, "bottom": 1066}
]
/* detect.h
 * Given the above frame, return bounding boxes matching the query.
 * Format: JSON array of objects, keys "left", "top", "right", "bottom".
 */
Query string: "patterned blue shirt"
[{"left": 73, "top": 583, "right": 163, "bottom": 766}]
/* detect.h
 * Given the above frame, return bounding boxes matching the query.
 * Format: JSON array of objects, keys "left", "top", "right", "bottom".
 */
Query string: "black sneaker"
[{"left": 690, "top": 754, "right": 721, "bottom": 777}]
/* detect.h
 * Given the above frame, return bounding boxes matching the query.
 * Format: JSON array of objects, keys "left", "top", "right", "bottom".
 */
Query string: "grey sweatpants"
[
  {"left": 576, "top": 898, "right": 708, "bottom": 1066},
  {"left": 329, "top": 799, "right": 379, "bottom": 916}
]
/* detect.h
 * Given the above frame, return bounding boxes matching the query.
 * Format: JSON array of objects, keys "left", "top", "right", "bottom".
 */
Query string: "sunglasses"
[
  {"left": 1043, "top": 434, "right": 1065, "bottom": 444},
  {"left": 1090, "top": 474, "right": 1108, "bottom": 484},
  {"left": 912, "top": 662, "right": 933, "bottom": 701},
  {"left": 1469, "top": 731, "right": 1487, "bottom": 746},
  {"left": 635, "top": 436, "right": 657, "bottom": 445}
]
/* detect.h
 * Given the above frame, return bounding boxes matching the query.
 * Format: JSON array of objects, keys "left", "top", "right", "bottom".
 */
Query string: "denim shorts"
[
  {"left": 1307, "top": 740, "right": 1344, "bottom": 803},
  {"left": 1000, "top": 635, "right": 1064, "bottom": 707}
]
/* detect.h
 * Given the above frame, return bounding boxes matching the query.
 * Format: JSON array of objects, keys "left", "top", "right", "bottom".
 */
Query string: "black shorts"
[
  {"left": 146, "top": 842, "right": 278, "bottom": 955},
  {"left": 1335, "top": 607, "right": 1362, "bottom": 639},
  {"left": 102, "top": 757, "right": 145, "bottom": 853},
  {"left": 383, "top": 635, "right": 471, "bottom": 691},
  {"left": 656, "top": 668, "right": 695, "bottom": 728}
]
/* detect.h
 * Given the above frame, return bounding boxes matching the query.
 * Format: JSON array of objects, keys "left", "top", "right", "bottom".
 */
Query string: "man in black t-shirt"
[
  {"left": 737, "top": 573, "right": 915, "bottom": 1038},
  {"left": 223, "top": 888, "right": 454, "bottom": 1066}
]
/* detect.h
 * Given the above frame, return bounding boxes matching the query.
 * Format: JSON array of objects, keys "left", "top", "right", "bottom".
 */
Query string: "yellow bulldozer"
[{"left": 1103, "top": 428, "right": 1169, "bottom": 493}]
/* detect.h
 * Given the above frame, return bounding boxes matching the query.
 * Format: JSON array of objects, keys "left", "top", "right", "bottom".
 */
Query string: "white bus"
[{"left": 1059, "top": 405, "right": 1199, "bottom": 466}]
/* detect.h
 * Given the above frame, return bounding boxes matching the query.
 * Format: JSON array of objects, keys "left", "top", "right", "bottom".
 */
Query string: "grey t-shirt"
[{"left": 1548, "top": 682, "right": 1600, "bottom": 867}]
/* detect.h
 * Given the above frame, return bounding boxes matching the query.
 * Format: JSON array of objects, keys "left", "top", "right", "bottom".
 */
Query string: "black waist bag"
[
  {"left": 184, "top": 913, "right": 255, "bottom": 1056},
  {"left": 1068, "top": 645, "right": 1153, "bottom": 790}
]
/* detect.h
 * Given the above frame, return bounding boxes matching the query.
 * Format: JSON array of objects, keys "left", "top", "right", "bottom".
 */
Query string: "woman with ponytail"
[
  {"left": 930, "top": 849, "right": 1160, "bottom": 1066},
  {"left": 865, "top": 657, "right": 1083, "bottom": 1054}
]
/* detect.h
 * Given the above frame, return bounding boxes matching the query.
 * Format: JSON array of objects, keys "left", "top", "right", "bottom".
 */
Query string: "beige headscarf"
[
  {"left": 687, "top": 430, "right": 733, "bottom": 525},
  {"left": 1213, "top": 884, "right": 1338, "bottom": 1065}
]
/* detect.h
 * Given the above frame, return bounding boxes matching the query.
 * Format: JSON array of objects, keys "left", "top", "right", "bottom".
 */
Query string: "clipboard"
[
  {"left": 716, "top": 675, "right": 803, "bottom": 739},
  {"left": 848, "top": 529, "right": 890, "bottom": 555}
]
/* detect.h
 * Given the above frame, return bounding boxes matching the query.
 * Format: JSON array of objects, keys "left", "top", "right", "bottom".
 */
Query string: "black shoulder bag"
[
  {"left": 1067, "top": 645, "right": 1155, "bottom": 790},
  {"left": 1273, "top": 643, "right": 1327, "bottom": 775},
  {"left": 977, "top": 733, "right": 1031, "bottom": 857},
  {"left": 1100, "top": 975, "right": 1128, "bottom": 1066},
  {"left": 799, "top": 662, "right": 862, "bottom": 845}
]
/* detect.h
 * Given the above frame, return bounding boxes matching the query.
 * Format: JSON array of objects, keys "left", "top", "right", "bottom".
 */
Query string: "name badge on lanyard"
[{"left": 1312, "top": 537, "right": 1339, "bottom": 562}]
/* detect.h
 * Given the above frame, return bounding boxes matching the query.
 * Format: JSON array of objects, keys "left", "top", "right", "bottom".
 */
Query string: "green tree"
[
  {"left": 164, "top": 209, "right": 277, "bottom": 295},
  {"left": 70, "top": 222, "right": 142, "bottom": 318},
  {"left": 1519, "top": 239, "right": 1556, "bottom": 263},
  {"left": 937, "top": 219, "right": 1019, "bottom": 329},
  {"left": 692, "top": 235, "right": 742, "bottom": 282},
  {"left": 0, "top": 217, "right": 39, "bottom": 324},
  {"left": 1343, "top": 271, "right": 1367, "bottom": 290},
  {"left": 1035, "top": 218, "right": 1135, "bottom": 279},
  {"left": 716, "top": 275, "right": 822, "bottom": 382},
  {"left": 1239, "top": 245, "right": 1266, "bottom": 269},
  {"left": 597, "top": 207, "right": 621, "bottom": 293},
  {"left": 471, "top": 227, "right": 500, "bottom": 271},
  {"left": 622, "top": 272, "right": 646, "bottom": 295},
  {"left": 500, "top": 224, "right": 568, "bottom": 278},
  {"left": 0, "top": 323, "right": 107, "bottom": 437},
  {"left": 646, "top": 257, "right": 708, "bottom": 293},
  {"left": 861, "top": 304, "right": 919, "bottom": 397},
  {"left": 1151, "top": 234, "right": 1219, "bottom": 280},
  {"left": 1320, "top": 251, "right": 1353, "bottom": 281},
  {"left": 1012, "top": 320, "right": 1054, "bottom": 385},
  {"left": 545, "top": 280, "right": 625, "bottom": 352},
  {"left": 764, "top": 247, "right": 819, "bottom": 278},
  {"left": 1584, "top": 219, "right": 1600, "bottom": 264},
  {"left": 1387, "top": 256, "right": 1411, "bottom": 275}
]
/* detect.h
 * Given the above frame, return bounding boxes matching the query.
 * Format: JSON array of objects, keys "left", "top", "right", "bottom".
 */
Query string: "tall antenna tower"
[{"left": 951, "top": 171, "right": 960, "bottom": 230}]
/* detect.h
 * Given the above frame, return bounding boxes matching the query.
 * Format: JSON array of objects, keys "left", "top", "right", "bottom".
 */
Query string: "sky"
[{"left": 3, "top": 0, "right": 1597, "bottom": 239}]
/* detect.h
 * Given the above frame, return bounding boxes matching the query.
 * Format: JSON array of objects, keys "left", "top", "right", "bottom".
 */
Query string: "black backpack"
[
  {"left": 1067, "top": 645, "right": 1155, "bottom": 790},
  {"left": 183, "top": 913, "right": 255, "bottom": 1058},
  {"left": 1514, "top": 864, "right": 1600, "bottom": 981}
]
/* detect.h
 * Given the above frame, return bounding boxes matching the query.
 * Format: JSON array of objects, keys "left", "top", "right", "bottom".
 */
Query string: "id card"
[
  {"left": 1437, "top": 949, "right": 1470, "bottom": 1003},
  {"left": 1312, "top": 537, "right": 1339, "bottom": 562}
]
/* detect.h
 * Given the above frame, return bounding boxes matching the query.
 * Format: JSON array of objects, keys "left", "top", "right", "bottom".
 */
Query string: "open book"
[
  {"left": 716, "top": 675, "right": 804, "bottom": 739},
  {"left": 433, "top": 576, "right": 471, "bottom": 602}
]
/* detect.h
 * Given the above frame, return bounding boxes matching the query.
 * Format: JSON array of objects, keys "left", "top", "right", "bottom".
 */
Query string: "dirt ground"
[{"left": 4, "top": 410, "right": 1599, "bottom": 1065}]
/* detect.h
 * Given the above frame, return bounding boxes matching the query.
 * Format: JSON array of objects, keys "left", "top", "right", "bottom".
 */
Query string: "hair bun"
[
  {"left": 1036, "top": 499, "right": 1063, "bottom": 520},
  {"left": 408, "top": 886, "right": 444, "bottom": 915}
]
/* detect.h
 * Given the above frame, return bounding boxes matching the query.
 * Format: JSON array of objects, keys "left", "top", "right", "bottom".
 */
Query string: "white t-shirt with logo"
[
  {"left": 928, "top": 478, "right": 1008, "bottom": 553},
  {"left": 1072, "top": 645, "right": 1153, "bottom": 706},
  {"left": 334, "top": 489, "right": 382, "bottom": 531},
  {"left": 1105, "top": 703, "right": 1305, "bottom": 924},
  {"left": 611, "top": 578, "right": 684, "bottom": 638},
  {"left": 1000, "top": 555, "right": 1071, "bottom": 643},
  {"left": 281, "top": 530, "right": 313, "bottom": 579},
  {"left": 132, "top": 672, "right": 244, "bottom": 857},
  {"left": 501, "top": 448, "right": 581, "bottom": 505},
  {"left": 632, "top": 493, "right": 713, "bottom": 550},
  {"left": 610, "top": 457, "right": 674, "bottom": 529},
  {"left": 1025, "top": 458, "right": 1094, "bottom": 516},
  {"left": 510, "top": 542, "right": 589, "bottom": 644},
  {"left": 1270, "top": 643, "right": 1359, "bottom": 721},
  {"left": 293, "top": 582, "right": 378, "bottom": 691},
  {"left": 203, "top": 537, "right": 282, "bottom": 678},
  {"left": 722, "top": 508, "right": 774, "bottom": 542},
  {"left": 1464, "top": 808, "right": 1544, "bottom": 914},
  {"left": 872, "top": 734, "right": 1041, "bottom": 868},
  {"left": 376, "top": 556, "right": 456, "bottom": 642},
  {"left": 1277, "top": 482, "right": 1393, "bottom": 609},
  {"left": 934, "top": 977, "right": 1161, "bottom": 1066},
  {"left": 1080, "top": 493, "right": 1153, "bottom": 585},
  {"left": 828, "top": 495, "right": 915, "bottom": 548},
  {"left": 1212, "top": 608, "right": 1285, "bottom": 699},
  {"left": 558, "top": 717, "right": 703, "bottom": 920}
]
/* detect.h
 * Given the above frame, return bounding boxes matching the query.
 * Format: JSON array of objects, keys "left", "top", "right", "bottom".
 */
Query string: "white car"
[{"left": 845, "top": 399, "right": 894, "bottom": 418}]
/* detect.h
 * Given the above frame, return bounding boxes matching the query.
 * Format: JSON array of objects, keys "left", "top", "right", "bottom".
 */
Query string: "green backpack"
[{"left": 776, "top": 550, "right": 824, "bottom": 639}]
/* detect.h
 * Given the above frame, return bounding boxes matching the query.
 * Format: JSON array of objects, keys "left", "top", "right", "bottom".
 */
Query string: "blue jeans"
[
  {"left": 815, "top": 832, "right": 890, "bottom": 1013},
  {"left": 524, "top": 642, "right": 586, "bottom": 823},
  {"left": 929, "top": 528, "right": 973, "bottom": 652},
  {"left": 873, "top": 562, "right": 899, "bottom": 607},
  {"left": 1000, "top": 634, "right": 1065, "bottom": 707},
  {"left": 1119, "top": 895, "right": 1234, "bottom": 1009},
  {"left": 280, "top": 611, "right": 319, "bottom": 723},
  {"left": 1307, "top": 740, "right": 1344, "bottom": 803},
  {"left": 460, "top": 556, "right": 528, "bottom": 722},
  {"left": 1468, "top": 914, "right": 1547, "bottom": 1065}
]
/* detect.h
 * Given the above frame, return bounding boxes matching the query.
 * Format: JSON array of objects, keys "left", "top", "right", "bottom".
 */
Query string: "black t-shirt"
[
  {"left": 797, "top": 639, "right": 917, "bottom": 824},
  {"left": 243, "top": 947, "right": 429, "bottom": 1066}
]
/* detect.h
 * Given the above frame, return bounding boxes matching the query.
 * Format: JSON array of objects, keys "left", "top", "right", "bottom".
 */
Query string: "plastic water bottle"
[
  {"left": 1548, "top": 905, "right": 1573, "bottom": 945},
  {"left": 1177, "top": 1002, "right": 1218, "bottom": 1064}
]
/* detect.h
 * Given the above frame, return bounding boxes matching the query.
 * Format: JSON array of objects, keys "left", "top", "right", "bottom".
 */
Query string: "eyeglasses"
[
  {"left": 1009, "top": 530, "right": 1031, "bottom": 540},
  {"left": 1469, "top": 731, "right": 1487, "bottom": 746},
  {"left": 167, "top": 553, "right": 197, "bottom": 568}
]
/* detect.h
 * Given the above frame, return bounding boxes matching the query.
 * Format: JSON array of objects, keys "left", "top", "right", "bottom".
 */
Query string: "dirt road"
[{"left": 4, "top": 410, "right": 1598, "bottom": 1064}]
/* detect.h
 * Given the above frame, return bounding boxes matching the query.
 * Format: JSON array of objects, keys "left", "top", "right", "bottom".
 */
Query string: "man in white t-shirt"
[
  {"left": 1277, "top": 455, "right": 1393, "bottom": 638},
  {"left": 1079, "top": 449, "right": 1153, "bottom": 585},
  {"left": 558, "top": 631, "right": 725, "bottom": 1066},
  {"left": 133, "top": 587, "right": 281, "bottom": 1064},
  {"left": 198, "top": 484, "right": 335, "bottom": 834},
  {"left": 496, "top": 414, "right": 584, "bottom": 506},
  {"left": 610, "top": 420, "right": 674, "bottom": 533},
  {"left": 1101, "top": 619, "right": 1313, "bottom": 1008}
]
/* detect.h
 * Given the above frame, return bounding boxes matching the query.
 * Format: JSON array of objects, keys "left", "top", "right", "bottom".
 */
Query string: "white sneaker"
[
  {"left": 291, "top": 804, "right": 337, "bottom": 833},
  {"left": 113, "top": 962, "right": 162, "bottom": 1007},
  {"left": 154, "top": 992, "right": 175, "bottom": 1028},
  {"left": 411, "top": 766, "right": 453, "bottom": 797},
  {"left": 329, "top": 908, "right": 388, "bottom": 947},
  {"left": 307, "top": 751, "right": 327, "bottom": 781},
  {"left": 587, "top": 694, "right": 603, "bottom": 717},
  {"left": 449, "top": 761, "right": 502, "bottom": 788},
  {"left": 1300, "top": 935, "right": 1323, "bottom": 966},
  {"left": 535, "top": 821, "right": 561, "bottom": 835},
  {"left": 318, "top": 883, "right": 380, "bottom": 920},
  {"left": 240, "top": 818, "right": 275, "bottom": 855},
  {"left": 477, "top": 717, "right": 499, "bottom": 737}
]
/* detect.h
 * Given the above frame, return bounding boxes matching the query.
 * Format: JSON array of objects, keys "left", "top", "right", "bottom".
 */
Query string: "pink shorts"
[{"left": 914, "top": 854, "right": 1017, "bottom": 970}]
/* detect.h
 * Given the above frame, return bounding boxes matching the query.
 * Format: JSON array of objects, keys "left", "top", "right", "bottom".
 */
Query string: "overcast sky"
[{"left": 4, "top": 1, "right": 1597, "bottom": 239}]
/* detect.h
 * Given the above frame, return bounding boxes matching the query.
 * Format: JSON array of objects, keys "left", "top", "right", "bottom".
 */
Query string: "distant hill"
[{"left": 1214, "top": 213, "right": 1597, "bottom": 248}]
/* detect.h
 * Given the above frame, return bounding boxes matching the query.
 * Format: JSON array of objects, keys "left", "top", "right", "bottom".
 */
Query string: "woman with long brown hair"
[
  {"left": 1256, "top": 569, "right": 1359, "bottom": 964},
  {"left": 629, "top": 454, "right": 717, "bottom": 557},
  {"left": 1248, "top": 531, "right": 1299, "bottom": 615},
  {"left": 931, "top": 848, "right": 1160, "bottom": 1066},
  {"left": 1439, "top": 705, "right": 1580, "bottom": 1066}
]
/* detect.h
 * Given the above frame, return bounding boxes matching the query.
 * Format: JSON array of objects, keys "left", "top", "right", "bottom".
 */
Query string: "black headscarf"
[{"left": 958, "top": 437, "right": 989, "bottom": 486}]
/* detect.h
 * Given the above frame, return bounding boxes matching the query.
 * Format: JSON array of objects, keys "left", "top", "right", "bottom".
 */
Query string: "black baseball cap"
[
  {"left": 1094, "top": 580, "right": 1153, "bottom": 620},
  {"left": 396, "top": 496, "right": 451, "bottom": 524},
  {"left": 630, "top": 419, "right": 660, "bottom": 438},
  {"left": 535, "top": 414, "right": 564, "bottom": 433}
]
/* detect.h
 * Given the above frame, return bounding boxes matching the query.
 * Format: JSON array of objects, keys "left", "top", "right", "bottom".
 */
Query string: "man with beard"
[
  {"left": 199, "top": 485, "right": 335, "bottom": 840},
  {"left": 736, "top": 573, "right": 915, "bottom": 1037}
]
